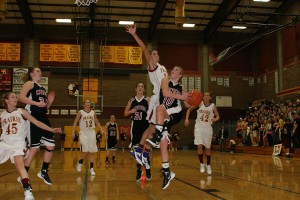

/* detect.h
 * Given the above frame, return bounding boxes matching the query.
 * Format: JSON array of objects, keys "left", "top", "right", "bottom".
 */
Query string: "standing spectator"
[
  {"left": 60, "top": 130, "right": 66, "bottom": 151},
  {"left": 105, "top": 115, "right": 119, "bottom": 166},
  {"left": 218, "top": 125, "right": 228, "bottom": 152},
  {"left": 19, "top": 67, "right": 57, "bottom": 185},
  {"left": 235, "top": 118, "right": 243, "bottom": 145},
  {"left": 72, "top": 99, "right": 103, "bottom": 176},
  {"left": 185, "top": 92, "right": 220, "bottom": 175},
  {"left": 282, "top": 118, "right": 293, "bottom": 158},
  {"left": 292, "top": 112, "right": 300, "bottom": 148},
  {"left": 71, "top": 131, "right": 79, "bottom": 151},
  {"left": 96, "top": 131, "right": 102, "bottom": 150}
]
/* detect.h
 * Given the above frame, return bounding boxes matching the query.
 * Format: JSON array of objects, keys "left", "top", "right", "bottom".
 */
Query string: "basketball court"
[{"left": 0, "top": 149, "right": 299, "bottom": 200}]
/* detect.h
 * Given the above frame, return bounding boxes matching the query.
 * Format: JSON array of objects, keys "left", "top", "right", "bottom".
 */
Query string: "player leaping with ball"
[
  {"left": 126, "top": 24, "right": 189, "bottom": 189},
  {"left": 185, "top": 92, "right": 220, "bottom": 175}
]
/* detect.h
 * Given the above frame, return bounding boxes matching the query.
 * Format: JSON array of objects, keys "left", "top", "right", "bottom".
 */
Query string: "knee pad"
[{"left": 45, "top": 147, "right": 54, "bottom": 152}]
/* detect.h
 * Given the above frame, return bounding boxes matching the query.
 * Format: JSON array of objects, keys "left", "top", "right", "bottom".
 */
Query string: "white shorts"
[
  {"left": 146, "top": 95, "right": 159, "bottom": 124},
  {"left": 194, "top": 124, "right": 213, "bottom": 148},
  {"left": 0, "top": 140, "right": 28, "bottom": 164},
  {"left": 79, "top": 129, "right": 98, "bottom": 153}
]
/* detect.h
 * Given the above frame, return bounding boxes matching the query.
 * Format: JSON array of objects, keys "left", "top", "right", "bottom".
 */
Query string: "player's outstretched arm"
[
  {"left": 184, "top": 105, "right": 197, "bottom": 126},
  {"left": 22, "top": 108, "right": 61, "bottom": 133}
]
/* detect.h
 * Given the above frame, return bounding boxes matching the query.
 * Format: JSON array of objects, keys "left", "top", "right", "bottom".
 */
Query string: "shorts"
[
  {"left": 79, "top": 129, "right": 98, "bottom": 153},
  {"left": 130, "top": 120, "right": 149, "bottom": 146},
  {"left": 0, "top": 139, "right": 28, "bottom": 164},
  {"left": 194, "top": 124, "right": 213, "bottom": 148},
  {"left": 147, "top": 95, "right": 159, "bottom": 124},
  {"left": 164, "top": 112, "right": 182, "bottom": 132},
  {"left": 30, "top": 113, "right": 55, "bottom": 148},
  {"left": 106, "top": 138, "right": 117, "bottom": 151}
]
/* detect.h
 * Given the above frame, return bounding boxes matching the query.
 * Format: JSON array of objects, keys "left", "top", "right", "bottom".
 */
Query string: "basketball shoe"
[
  {"left": 200, "top": 163, "right": 205, "bottom": 173},
  {"left": 17, "top": 176, "right": 23, "bottom": 187},
  {"left": 105, "top": 159, "right": 110, "bottom": 166},
  {"left": 206, "top": 164, "right": 212, "bottom": 175},
  {"left": 76, "top": 163, "right": 82, "bottom": 172},
  {"left": 90, "top": 168, "right": 96, "bottom": 176},
  {"left": 24, "top": 189, "right": 35, "bottom": 200},
  {"left": 37, "top": 170, "right": 52, "bottom": 185},
  {"left": 136, "top": 168, "right": 142, "bottom": 181},
  {"left": 130, "top": 147, "right": 143, "bottom": 165},
  {"left": 146, "top": 129, "right": 162, "bottom": 148},
  {"left": 162, "top": 171, "right": 175, "bottom": 189},
  {"left": 146, "top": 169, "right": 152, "bottom": 180}
]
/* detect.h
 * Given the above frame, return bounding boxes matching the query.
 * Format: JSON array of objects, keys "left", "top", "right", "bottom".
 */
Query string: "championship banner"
[
  {"left": 40, "top": 44, "right": 54, "bottom": 62},
  {"left": 0, "top": 43, "right": 21, "bottom": 62},
  {"left": 114, "top": 46, "right": 129, "bottom": 64},
  {"left": 67, "top": 45, "right": 80, "bottom": 62},
  {"left": 0, "top": 43, "right": 7, "bottom": 61},
  {"left": 40, "top": 44, "right": 80, "bottom": 63},
  {"left": 53, "top": 44, "right": 67, "bottom": 62},
  {"left": 101, "top": 46, "right": 115, "bottom": 63},
  {"left": 128, "top": 47, "right": 142, "bottom": 64},
  {"left": 100, "top": 46, "right": 142, "bottom": 65}
]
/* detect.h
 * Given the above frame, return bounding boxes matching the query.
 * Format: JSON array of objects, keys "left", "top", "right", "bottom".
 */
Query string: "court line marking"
[
  {"left": 177, "top": 163, "right": 300, "bottom": 195},
  {"left": 174, "top": 177, "right": 225, "bottom": 200},
  {"left": 81, "top": 164, "right": 88, "bottom": 200}
]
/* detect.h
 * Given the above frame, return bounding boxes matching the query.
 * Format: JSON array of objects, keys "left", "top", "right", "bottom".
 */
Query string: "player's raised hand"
[
  {"left": 48, "top": 91, "right": 56, "bottom": 104},
  {"left": 125, "top": 24, "right": 136, "bottom": 35}
]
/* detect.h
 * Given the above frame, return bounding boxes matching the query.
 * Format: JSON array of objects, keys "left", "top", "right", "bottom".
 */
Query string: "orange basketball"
[{"left": 187, "top": 90, "right": 203, "bottom": 106}]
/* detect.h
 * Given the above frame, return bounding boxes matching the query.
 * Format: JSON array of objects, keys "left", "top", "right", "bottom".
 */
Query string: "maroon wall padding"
[
  {"left": 257, "top": 34, "right": 277, "bottom": 72},
  {"left": 282, "top": 26, "right": 298, "bottom": 66}
]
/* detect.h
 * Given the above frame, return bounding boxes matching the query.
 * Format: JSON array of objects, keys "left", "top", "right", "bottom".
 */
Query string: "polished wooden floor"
[{"left": 0, "top": 149, "right": 299, "bottom": 200}]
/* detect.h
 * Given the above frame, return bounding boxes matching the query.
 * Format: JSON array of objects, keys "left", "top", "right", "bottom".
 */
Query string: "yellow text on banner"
[
  {"left": 40, "top": 44, "right": 54, "bottom": 62},
  {"left": 128, "top": 47, "right": 142, "bottom": 64},
  {"left": 67, "top": 45, "right": 80, "bottom": 62},
  {"left": 101, "top": 46, "right": 115, "bottom": 63},
  {"left": 6, "top": 43, "right": 21, "bottom": 61},
  {"left": 114, "top": 46, "right": 128, "bottom": 64},
  {"left": 0, "top": 43, "right": 6, "bottom": 61},
  {"left": 53, "top": 44, "right": 67, "bottom": 62}
]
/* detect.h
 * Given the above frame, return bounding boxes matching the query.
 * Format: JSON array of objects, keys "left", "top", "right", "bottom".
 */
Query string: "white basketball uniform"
[
  {"left": 194, "top": 102, "right": 215, "bottom": 148},
  {"left": 79, "top": 110, "right": 98, "bottom": 153},
  {"left": 147, "top": 63, "right": 168, "bottom": 124},
  {"left": 0, "top": 108, "right": 28, "bottom": 164}
]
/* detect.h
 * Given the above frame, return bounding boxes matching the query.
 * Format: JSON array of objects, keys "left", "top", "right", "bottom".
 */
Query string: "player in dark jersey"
[
  {"left": 105, "top": 115, "right": 119, "bottom": 166},
  {"left": 148, "top": 66, "right": 189, "bottom": 189},
  {"left": 19, "top": 67, "right": 56, "bottom": 185},
  {"left": 124, "top": 82, "right": 150, "bottom": 181}
]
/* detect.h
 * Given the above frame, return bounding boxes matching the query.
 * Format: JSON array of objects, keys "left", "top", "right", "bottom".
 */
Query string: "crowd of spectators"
[{"left": 235, "top": 98, "right": 300, "bottom": 157}]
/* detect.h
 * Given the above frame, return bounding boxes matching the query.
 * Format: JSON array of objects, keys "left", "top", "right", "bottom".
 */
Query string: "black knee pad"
[{"left": 45, "top": 147, "right": 54, "bottom": 152}]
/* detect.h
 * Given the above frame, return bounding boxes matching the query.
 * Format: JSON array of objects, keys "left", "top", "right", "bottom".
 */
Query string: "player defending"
[
  {"left": 126, "top": 25, "right": 188, "bottom": 189},
  {"left": 185, "top": 92, "right": 220, "bottom": 175},
  {"left": 124, "top": 82, "right": 150, "bottom": 181}
]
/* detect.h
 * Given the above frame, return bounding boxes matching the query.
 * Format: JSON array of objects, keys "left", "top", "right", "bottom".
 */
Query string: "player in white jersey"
[
  {"left": 72, "top": 99, "right": 104, "bottom": 176},
  {"left": 0, "top": 92, "right": 61, "bottom": 200},
  {"left": 185, "top": 92, "right": 220, "bottom": 175}
]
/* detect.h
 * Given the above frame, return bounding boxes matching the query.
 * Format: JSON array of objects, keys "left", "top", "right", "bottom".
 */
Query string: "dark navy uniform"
[
  {"left": 106, "top": 123, "right": 118, "bottom": 150},
  {"left": 25, "top": 82, "right": 54, "bottom": 147},
  {"left": 129, "top": 96, "right": 149, "bottom": 146},
  {"left": 159, "top": 80, "right": 183, "bottom": 132}
]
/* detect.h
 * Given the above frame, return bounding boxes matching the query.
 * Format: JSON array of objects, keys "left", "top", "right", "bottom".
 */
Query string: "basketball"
[{"left": 187, "top": 90, "right": 203, "bottom": 106}]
